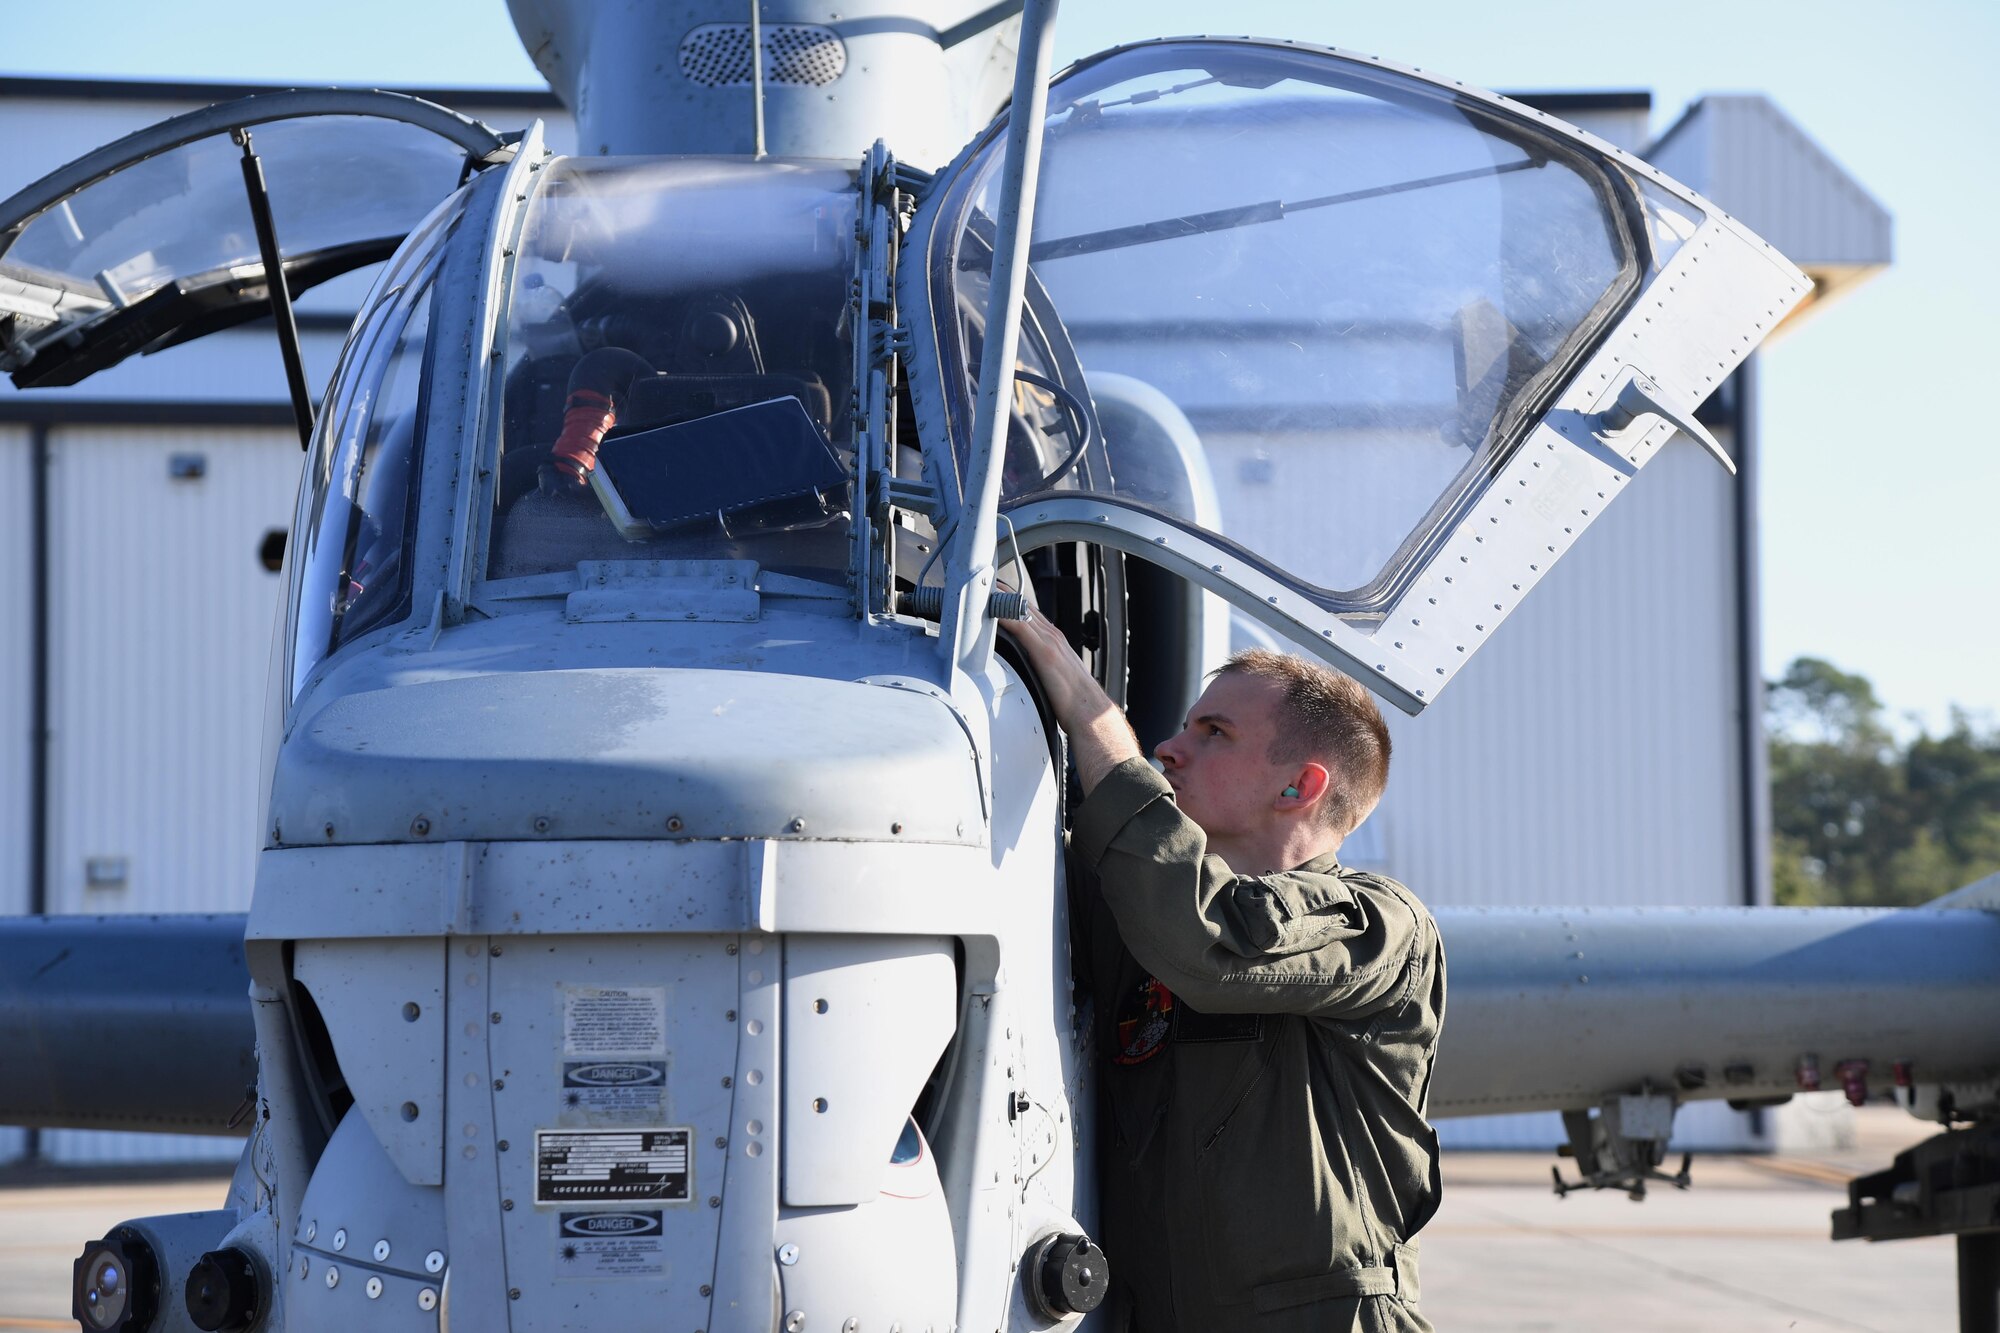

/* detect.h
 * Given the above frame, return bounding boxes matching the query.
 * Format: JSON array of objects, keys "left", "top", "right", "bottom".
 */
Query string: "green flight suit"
[{"left": 1073, "top": 758, "right": 1445, "bottom": 1332}]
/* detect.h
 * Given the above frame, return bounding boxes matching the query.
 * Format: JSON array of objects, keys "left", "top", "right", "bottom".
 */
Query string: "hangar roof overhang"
[{"left": 1646, "top": 94, "right": 1892, "bottom": 335}]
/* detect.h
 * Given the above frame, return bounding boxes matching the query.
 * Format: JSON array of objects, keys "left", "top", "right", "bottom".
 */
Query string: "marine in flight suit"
[{"left": 1004, "top": 610, "right": 1445, "bottom": 1332}]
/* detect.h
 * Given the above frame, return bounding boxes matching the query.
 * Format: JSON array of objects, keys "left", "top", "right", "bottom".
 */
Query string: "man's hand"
[{"left": 1000, "top": 606, "right": 1144, "bottom": 794}]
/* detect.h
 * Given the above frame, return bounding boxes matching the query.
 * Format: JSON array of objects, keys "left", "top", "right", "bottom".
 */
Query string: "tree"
[
  {"left": 1768, "top": 657, "right": 1891, "bottom": 750},
  {"left": 1767, "top": 659, "right": 2000, "bottom": 907}
]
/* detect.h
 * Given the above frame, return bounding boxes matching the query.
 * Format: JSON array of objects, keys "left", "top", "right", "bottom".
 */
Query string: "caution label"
[
  {"left": 555, "top": 1211, "right": 667, "bottom": 1279},
  {"left": 562, "top": 986, "right": 667, "bottom": 1058},
  {"left": 536, "top": 1128, "right": 692, "bottom": 1204}
]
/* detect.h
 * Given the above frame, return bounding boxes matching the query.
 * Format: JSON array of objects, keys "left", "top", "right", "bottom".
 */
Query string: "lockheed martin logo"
[
  {"left": 565, "top": 1063, "right": 665, "bottom": 1086},
  {"left": 561, "top": 1212, "right": 662, "bottom": 1237}
]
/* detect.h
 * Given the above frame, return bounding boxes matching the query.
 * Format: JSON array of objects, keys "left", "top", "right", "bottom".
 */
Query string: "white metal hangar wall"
[{"left": 0, "top": 77, "right": 1886, "bottom": 1166}]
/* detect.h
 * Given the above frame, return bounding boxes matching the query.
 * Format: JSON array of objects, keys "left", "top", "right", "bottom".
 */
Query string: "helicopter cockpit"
[{"left": 486, "top": 158, "right": 864, "bottom": 585}]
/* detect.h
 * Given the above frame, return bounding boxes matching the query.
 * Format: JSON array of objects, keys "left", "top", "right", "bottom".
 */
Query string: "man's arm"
[{"left": 1000, "top": 606, "right": 1142, "bottom": 794}]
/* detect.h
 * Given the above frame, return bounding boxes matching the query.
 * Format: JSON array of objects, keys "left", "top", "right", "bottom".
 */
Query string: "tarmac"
[{"left": 0, "top": 1108, "right": 1953, "bottom": 1331}]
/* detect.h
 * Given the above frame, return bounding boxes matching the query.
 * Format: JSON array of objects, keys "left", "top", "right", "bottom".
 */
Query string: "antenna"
[{"left": 749, "top": 0, "right": 766, "bottom": 158}]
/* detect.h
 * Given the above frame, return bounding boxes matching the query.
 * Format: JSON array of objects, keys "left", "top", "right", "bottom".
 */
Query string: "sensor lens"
[
  {"left": 79, "top": 1249, "right": 129, "bottom": 1327},
  {"left": 73, "top": 1231, "right": 156, "bottom": 1333}
]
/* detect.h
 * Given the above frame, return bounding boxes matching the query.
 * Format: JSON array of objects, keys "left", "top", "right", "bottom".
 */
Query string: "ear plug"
[{"left": 1282, "top": 786, "right": 1300, "bottom": 799}]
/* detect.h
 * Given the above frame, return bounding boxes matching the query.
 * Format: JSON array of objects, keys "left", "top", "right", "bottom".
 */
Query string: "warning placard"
[
  {"left": 562, "top": 986, "right": 666, "bottom": 1057},
  {"left": 555, "top": 1211, "right": 667, "bottom": 1279},
  {"left": 561, "top": 1060, "right": 667, "bottom": 1122},
  {"left": 536, "top": 1129, "right": 691, "bottom": 1203}
]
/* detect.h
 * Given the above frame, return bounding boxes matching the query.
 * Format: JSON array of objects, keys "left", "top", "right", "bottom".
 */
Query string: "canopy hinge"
[
  {"left": 871, "top": 318, "right": 912, "bottom": 365},
  {"left": 879, "top": 473, "right": 944, "bottom": 524}
]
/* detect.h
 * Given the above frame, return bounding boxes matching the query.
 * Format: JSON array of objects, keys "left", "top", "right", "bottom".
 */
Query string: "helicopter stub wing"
[
  {"left": 1432, "top": 903, "right": 2000, "bottom": 1119},
  {"left": 0, "top": 913, "right": 254, "bottom": 1136}
]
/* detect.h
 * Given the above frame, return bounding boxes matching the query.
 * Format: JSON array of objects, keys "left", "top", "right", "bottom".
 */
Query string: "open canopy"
[
  {"left": 0, "top": 88, "right": 508, "bottom": 386},
  {"left": 902, "top": 38, "right": 1810, "bottom": 712}
]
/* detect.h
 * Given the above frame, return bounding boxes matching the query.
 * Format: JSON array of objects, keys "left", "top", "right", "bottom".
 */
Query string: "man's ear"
[{"left": 1283, "top": 763, "right": 1331, "bottom": 809}]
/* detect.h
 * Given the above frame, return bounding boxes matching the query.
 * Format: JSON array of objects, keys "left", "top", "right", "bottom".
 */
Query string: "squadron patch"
[{"left": 1113, "top": 976, "right": 1175, "bottom": 1064}]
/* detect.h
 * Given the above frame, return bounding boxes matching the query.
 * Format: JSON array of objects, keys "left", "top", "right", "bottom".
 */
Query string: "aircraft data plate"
[{"left": 535, "top": 1128, "right": 693, "bottom": 1204}]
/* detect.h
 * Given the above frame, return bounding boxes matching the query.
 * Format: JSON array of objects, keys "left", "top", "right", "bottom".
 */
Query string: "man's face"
[{"left": 1153, "top": 672, "right": 1293, "bottom": 841}]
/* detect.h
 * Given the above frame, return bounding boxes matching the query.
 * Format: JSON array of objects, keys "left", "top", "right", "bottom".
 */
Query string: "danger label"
[
  {"left": 536, "top": 1129, "right": 691, "bottom": 1203},
  {"left": 562, "top": 1061, "right": 667, "bottom": 1122},
  {"left": 556, "top": 1211, "right": 667, "bottom": 1279},
  {"left": 562, "top": 986, "right": 667, "bottom": 1057}
]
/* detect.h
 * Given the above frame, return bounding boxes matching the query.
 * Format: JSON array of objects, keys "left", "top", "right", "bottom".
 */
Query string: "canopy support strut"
[{"left": 233, "top": 128, "right": 316, "bottom": 450}]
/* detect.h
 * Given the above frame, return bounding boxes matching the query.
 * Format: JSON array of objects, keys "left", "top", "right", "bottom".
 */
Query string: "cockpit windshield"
[
  {"left": 291, "top": 190, "right": 467, "bottom": 700},
  {"left": 486, "top": 158, "right": 860, "bottom": 586}
]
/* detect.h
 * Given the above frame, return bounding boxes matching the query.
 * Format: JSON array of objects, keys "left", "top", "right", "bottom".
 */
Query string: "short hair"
[{"left": 1215, "top": 649, "right": 1391, "bottom": 837}]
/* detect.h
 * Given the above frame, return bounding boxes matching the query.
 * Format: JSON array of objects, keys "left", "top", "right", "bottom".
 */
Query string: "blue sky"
[{"left": 5, "top": 0, "right": 1995, "bottom": 732}]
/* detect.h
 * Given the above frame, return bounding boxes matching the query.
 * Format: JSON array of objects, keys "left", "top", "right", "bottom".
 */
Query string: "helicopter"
[{"left": 3, "top": 2, "right": 1999, "bottom": 1330}]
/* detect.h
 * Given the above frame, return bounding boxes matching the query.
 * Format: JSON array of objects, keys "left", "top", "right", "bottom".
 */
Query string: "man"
[{"left": 1003, "top": 609, "right": 1445, "bottom": 1333}]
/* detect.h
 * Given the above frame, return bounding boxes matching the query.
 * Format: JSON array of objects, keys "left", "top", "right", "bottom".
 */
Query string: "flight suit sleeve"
[{"left": 1072, "top": 757, "right": 1426, "bottom": 1019}]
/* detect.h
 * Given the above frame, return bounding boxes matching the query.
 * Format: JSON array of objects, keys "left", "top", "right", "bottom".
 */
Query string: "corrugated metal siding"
[
  {"left": 46, "top": 426, "right": 297, "bottom": 917},
  {"left": 1371, "top": 439, "right": 1743, "bottom": 909},
  {"left": 1645, "top": 102, "right": 1715, "bottom": 203},
  {"left": 1647, "top": 97, "right": 1891, "bottom": 269},
  {"left": 0, "top": 96, "right": 211, "bottom": 196},
  {"left": 39, "top": 426, "right": 298, "bottom": 1164},
  {"left": 38, "top": 1128, "right": 242, "bottom": 1166},
  {"left": 0, "top": 328, "right": 350, "bottom": 407},
  {"left": 0, "top": 428, "right": 29, "bottom": 921},
  {"left": 1711, "top": 97, "right": 1893, "bottom": 267},
  {"left": 0, "top": 428, "right": 28, "bottom": 1168}
]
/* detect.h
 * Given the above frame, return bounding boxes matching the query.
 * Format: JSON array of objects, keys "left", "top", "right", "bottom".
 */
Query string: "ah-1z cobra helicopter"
[{"left": 3, "top": 1, "right": 1999, "bottom": 1330}]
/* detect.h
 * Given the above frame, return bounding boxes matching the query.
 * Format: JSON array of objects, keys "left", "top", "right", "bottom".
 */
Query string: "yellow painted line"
[
  {"left": 1737, "top": 1156, "right": 1857, "bottom": 1188},
  {"left": 0, "top": 1317, "right": 78, "bottom": 1330},
  {"left": 1429, "top": 1224, "right": 1837, "bottom": 1240}
]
